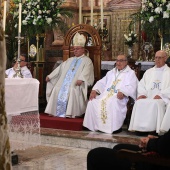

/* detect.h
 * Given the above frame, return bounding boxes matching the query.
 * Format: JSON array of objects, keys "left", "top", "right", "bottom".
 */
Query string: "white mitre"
[{"left": 73, "top": 32, "right": 86, "bottom": 47}]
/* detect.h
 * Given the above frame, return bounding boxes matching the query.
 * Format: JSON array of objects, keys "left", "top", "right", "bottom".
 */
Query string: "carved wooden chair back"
[
  {"left": 63, "top": 24, "right": 102, "bottom": 82},
  {"left": 125, "top": 58, "right": 141, "bottom": 128}
]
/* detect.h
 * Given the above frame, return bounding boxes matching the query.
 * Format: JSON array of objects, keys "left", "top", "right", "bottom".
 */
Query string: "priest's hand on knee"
[
  {"left": 153, "top": 95, "right": 162, "bottom": 99},
  {"left": 137, "top": 95, "right": 147, "bottom": 100},
  {"left": 46, "top": 76, "right": 50, "bottom": 82},
  {"left": 76, "top": 80, "right": 83, "bottom": 86},
  {"left": 89, "top": 90, "right": 97, "bottom": 100},
  {"left": 117, "top": 92, "right": 124, "bottom": 100}
]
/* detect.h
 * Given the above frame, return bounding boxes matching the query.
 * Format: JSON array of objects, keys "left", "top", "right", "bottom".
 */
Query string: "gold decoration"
[{"left": 100, "top": 79, "right": 120, "bottom": 124}]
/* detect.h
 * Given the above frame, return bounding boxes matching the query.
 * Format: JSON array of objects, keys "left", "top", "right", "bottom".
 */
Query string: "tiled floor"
[{"left": 12, "top": 128, "right": 141, "bottom": 170}]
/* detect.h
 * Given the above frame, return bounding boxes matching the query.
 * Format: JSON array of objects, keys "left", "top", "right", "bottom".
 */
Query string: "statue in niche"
[{"left": 52, "top": 28, "right": 64, "bottom": 46}]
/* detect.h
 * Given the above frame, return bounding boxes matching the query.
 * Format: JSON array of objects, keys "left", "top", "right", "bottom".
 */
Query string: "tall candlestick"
[
  {"left": 79, "top": 0, "right": 82, "bottom": 24},
  {"left": 3, "top": 0, "right": 7, "bottom": 32},
  {"left": 18, "top": 2, "right": 22, "bottom": 33},
  {"left": 90, "top": 0, "right": 93, "bottom": 26},
  {"left": 100, "top": 0, "right": 103, "bottom": 29}
]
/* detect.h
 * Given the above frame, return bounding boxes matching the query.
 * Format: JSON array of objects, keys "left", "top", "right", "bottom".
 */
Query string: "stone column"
[{"left": 0, "top": 0, "right": 11, "bottom": 169}]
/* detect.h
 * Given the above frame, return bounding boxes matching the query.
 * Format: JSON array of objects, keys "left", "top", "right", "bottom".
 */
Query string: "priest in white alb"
[
  {"left": 45, "top": 32, "right": 94, "bottom": 118},
  {"left": 83, "top": 54, "right": 138, "bottom": 134},
  {"left": 129, "top": 50, "right": 170, "bottom": 134}
]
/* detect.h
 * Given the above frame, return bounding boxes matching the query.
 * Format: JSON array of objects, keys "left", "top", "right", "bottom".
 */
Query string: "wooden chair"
[
  {"left": 117, "top": 149, "right": 170, "bottom": 170},
  {"left": 62, "top": 24, "right": 102, "bottom": 82},
  {"left": 125, "top": 58, "right": 141, "bottom": 128},
  {"left": 27, "top": 62, "right": 35, "bottom": 77}
]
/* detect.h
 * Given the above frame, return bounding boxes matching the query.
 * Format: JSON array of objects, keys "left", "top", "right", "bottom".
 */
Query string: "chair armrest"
[{"left": 117, "top": 149, "right": 170, "bottom": 167}]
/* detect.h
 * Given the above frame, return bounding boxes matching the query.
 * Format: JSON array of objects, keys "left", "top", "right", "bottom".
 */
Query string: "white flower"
[
  {"left": 33, "top": 19, "right": 37, "bottom": 25},
  {"left": 37, "top": 5, "right": 40, "bottom": 9},
  {"left": 124, "top": 34, "right": 128, "bottom": 39},
  {"left": 27, "top": 5, "right": 31, "bottom": 9},
  {"left": 32, "top": 11, "right": 36, "bottom": 15},
  {"left": 22, "top": 20, "right": 28, "bottom": 25},
  {"left": 155, "top": 7, "right": 162, "bottom": 14},
  {"left": 167, "top": 3, "right": 170, "bottom": 10},
  {"left": 163, "top": 11, "right": 169, "bottom": 18},
  {"left": 57, "top": 13, "right": 62, "bottom": 17},
  {"left": 22, "top": 10, "right": 27, "bottom": 14},
  {"left": 51, "top": 2, "right": 54, "bottom": 5},
  {"left": 38, "top": 10, "right": 42, "bottom": 14},
  {"left": 46, "top": 18, "right": 52, "bottom": 24},
  {"left": 149, "top": 16, "right": 154, "bottom": 22},
  {"left": 37, "top": 15, "right": 42, "bottom": 19},
  {"left": 149, "top": 3, "right": 153, "bottom": 7},
  {"left": 14, "top": 24, "right": 17, "bottom": 28}
]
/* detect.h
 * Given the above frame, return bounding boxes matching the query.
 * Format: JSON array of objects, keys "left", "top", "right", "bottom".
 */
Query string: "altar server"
[
  {"left": 83, "top": 54, "right": 138, "bottom": 133},
  {"left": 5, "top": 54, "right": 32, "bottom": 78}
]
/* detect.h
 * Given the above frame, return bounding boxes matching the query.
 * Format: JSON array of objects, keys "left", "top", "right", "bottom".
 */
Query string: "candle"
[
  {"left": 3, "top": 0, "right": 7, "bottom": 32},
  {"left": 79, "top": 0, "right": 82, "bottom": 24},
  {"left": 100, "top": 0, "right": 103, "bottom": 30},
  {"left": 18, "top": 2, "right": 22, "bottom": 33},
  {"left": 90, "top": 0, "right": 93, "bottom": 26}
]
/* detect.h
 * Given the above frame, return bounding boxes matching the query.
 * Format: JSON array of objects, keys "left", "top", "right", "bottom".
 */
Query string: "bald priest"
[{"left": 45, "top": 32, "right": 94, "bottom": 118}]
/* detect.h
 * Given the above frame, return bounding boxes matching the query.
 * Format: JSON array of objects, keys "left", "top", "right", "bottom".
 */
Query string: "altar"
[
  {"left": 5, "top": 78, "right": 41, "bottom": 150},
  {"left": 101, "top": 61, "right": 155, "bottom": 71}
]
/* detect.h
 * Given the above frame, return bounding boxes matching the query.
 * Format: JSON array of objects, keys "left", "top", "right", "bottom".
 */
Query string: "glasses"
[
  {"left": 116, "top": 59, "right": 127, "bottom": 63},
  {"left": 155, "top": 56, "right": 165, "bottom": 60},
  {"left": 73, "top": 48, "right": 83, "bottom": 51}
]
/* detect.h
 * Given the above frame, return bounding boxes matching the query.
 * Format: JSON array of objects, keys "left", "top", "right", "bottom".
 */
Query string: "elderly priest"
[
  {"left": 45, "top": 32, "right": 94, "bottom": 118},
  {"left": 129, "top": 50, "right": 170, "bottom": 134},
  {"left": 83, "top": 54, "right": 138, "bottom": 134}
]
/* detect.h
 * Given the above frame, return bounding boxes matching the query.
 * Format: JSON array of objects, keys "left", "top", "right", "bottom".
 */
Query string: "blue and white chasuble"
[{"left": 56, "top": 58, "right": 82, "bottom": 117}]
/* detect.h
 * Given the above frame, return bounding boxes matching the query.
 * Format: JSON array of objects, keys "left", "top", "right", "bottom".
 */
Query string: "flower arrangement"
[
  {"left": 141, "top": 0, "right": 170, "bottom": 23},
  {"left": 124, "top": 31, "right": 138, "bottom": 47},
  {"left": 8, "top": 0, "right": 73, "bottom": 38},
  {"left": 130, "top": 0, "right": 170, "bottom": 41}
]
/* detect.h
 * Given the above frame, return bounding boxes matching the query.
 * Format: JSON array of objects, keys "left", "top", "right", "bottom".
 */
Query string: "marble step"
[{"left": 40, "top": 128, "right": 140, "bottom": 150}]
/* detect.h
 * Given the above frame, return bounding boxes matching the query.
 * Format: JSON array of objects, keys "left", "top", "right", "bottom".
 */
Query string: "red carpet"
[{"left": 40, "top": 113, "right": 84, "bottom": 131}]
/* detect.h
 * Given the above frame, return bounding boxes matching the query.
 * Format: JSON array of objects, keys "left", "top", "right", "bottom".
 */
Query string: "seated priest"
[
  {"left": 45, "top": 32, "right": 94, "bottom": 118},
  {"left": 129, "top": 50, "right": 170, "bottom": 135},
  {"left": 5, "top": 54, "right": 32, "bottom": 78},
  {"left": 83, "top": 54, "right": 138, "bottom": 134}
]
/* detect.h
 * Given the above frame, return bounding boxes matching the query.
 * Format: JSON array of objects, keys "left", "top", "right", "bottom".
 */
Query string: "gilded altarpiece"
[{"left": 108, "top": 0, "right": 141, "bottom": 60}]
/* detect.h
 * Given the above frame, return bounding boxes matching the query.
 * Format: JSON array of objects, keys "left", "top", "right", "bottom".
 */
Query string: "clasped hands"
[
  {"left": 89, "top": 90, "right": 125, "bottom": 100},
  {"left": 139, "top": 135, "right": 158, "bottom": 152},
  {"left": 137, "top": 95, "right": 162, "bottom": 100}
]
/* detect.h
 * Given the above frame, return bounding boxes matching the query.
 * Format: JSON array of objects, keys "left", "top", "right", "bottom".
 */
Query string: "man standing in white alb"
[
  {"left": 129, "top": 50, "right": 170, "bottom": 134},
  {"left": 45, "top": 32, "right": 94, "bottom": 118},
  {"left": 5, "top": 54, "right": 32, "bottom": 78},
  {"left": 83, "top": 54, "right": 138, "bottom": 134}
]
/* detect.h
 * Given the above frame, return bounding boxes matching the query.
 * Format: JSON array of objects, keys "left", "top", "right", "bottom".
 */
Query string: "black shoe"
[
  {"left": 148, "top": 131, "right": 158, "bottom": 136},
  {"left": 135, "top": 131, "right": 149, "bottom": 136},
  {"left": 112, "top": 128, "right": 122, "bottom": 134}
]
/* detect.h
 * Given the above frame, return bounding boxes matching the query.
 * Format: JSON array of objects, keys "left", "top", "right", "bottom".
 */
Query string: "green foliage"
[{"left": 129, "top": 0, "right": 170, "bottom": 42}]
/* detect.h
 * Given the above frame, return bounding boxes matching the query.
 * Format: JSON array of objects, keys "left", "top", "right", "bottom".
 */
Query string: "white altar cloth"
[
  {"left": 5, "top": 78, "right": 41, "bottom": 150},
  {"left": 101, "top": 61, "right": 155, "bottom": 71}
]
